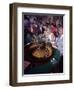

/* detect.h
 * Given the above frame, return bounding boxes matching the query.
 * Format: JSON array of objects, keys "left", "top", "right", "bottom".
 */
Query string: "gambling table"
[{"left": 24, "top": 42, "right": 63, "bottom": 74}]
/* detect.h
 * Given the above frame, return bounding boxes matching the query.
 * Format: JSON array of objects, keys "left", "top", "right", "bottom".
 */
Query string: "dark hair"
[
  {"left": 58, "top": 24, "right": 63, "bottom": 28},
  {"left": 51, "top": 23, "right": 56, "bottom": 27},
  {"left": 46, "top": 42, "right": 52, "bottom": 47}
]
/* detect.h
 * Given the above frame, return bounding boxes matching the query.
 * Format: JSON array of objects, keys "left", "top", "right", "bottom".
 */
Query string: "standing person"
[
  {"left": 41, "top": 26, "right": 57, "bottom": 49},
  {"left": 56, "top": 26, "right": 63, "bottom": 73},
  {"left": 56, "top": 26, "right": 63, "bottom": 55},
  {"left": 47, "top": 29, "right": 56, "bottom": 48},
  {"left": 50, "top": 23, "right": 58, "bottom": 37}
]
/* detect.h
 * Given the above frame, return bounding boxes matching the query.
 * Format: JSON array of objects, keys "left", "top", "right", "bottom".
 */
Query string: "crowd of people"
[{"left": 24, "top": 15, "right": 63, "bottom": 56}]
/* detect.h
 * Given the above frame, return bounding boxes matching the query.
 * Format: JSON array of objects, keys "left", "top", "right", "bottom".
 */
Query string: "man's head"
[{"left": 58, "top": 26, "right": 63, "bottom": 35}]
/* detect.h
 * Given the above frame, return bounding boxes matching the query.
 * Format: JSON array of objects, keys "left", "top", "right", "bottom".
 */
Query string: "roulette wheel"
[
  {"left": 24, "top": 42, "right": 53, "bottom": 63},
  {"left": 24, "top": 42, "right": 61, "bottom": 74},
  {"left": 32, "top": 45, "right": 53, "bottom": 59}
]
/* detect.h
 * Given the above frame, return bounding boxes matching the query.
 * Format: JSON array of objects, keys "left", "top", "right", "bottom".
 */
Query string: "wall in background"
[{"left": 0, "top": 0, "right": 74, "bottom": 90}]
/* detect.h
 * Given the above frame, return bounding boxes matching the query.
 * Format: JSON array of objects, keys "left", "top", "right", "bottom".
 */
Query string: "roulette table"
[
  {"left": 24, "top": 42, "right": 61, "bottom": 74},
  {"left": 24, "top": 42, "right": 53, "bottom": 63}
]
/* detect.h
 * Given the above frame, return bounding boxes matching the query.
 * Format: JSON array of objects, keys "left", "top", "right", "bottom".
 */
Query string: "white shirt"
[{"left": 56, "top": 35, "right": 63, "bottom": 55}]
